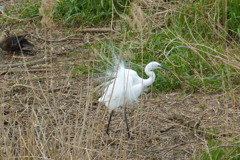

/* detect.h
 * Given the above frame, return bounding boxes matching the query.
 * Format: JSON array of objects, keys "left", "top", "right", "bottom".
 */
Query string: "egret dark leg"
[
  {"left": 123, "top": 107, "right": 131, "bottom": 139},
  {"left": 106, "top": 110, "right": 114, "bottom": 136}
]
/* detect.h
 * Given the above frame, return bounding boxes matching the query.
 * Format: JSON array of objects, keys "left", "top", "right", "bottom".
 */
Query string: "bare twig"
[
  {"left": 76, "top": 28, "right": 115, "bottom": 32},
  {"left": 0, "top": 56, "right": 57, "bottom": 69}
]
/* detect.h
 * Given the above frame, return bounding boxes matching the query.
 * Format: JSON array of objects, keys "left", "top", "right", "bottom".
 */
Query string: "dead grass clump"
[
  {"left": 39, "top": 0, "right": 54, "bottom": 28},
  {"left": 128, "top": 2, "right": 147, "bottom": 32}
]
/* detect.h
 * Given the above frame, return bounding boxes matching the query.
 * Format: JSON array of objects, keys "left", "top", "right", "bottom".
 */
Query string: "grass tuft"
[
  {"left": 54, "top": 0, "right": 130, "bottom": 27},
  {"left": 192, "top": 138, "right": 240, "bottom": 160}
]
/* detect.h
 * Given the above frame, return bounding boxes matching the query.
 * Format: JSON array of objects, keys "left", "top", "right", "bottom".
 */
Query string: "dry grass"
[
  {"left": 0, "top": 0, "right": 240, "bottom": 159},
  {"left": 1, "top": 61, "right": 239, "bottom": 159},
  {"left": 39, "top": 0, "right": 54, "bottom": 29}
]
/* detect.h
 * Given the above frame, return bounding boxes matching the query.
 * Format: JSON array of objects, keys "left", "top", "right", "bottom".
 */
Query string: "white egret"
[{"left": 99, "top": 60, "right": 170, "bottom": 139}]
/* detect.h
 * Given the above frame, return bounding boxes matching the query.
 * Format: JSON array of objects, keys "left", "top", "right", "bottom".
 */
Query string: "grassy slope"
[{"left": 95, "top": 0, "right": 240, "bottom": 94}]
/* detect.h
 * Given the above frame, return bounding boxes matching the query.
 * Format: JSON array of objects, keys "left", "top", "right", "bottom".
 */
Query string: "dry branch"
[
  {"left": 0, "top": 56, "right": 57, "bottom": 69},
  {"left": 76, "top": 28, "right": 115, "bottom": 32}
]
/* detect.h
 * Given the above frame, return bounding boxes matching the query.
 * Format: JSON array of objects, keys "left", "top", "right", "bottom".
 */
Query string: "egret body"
[{"left": 99, "top": 61, "right": 168, "bottom": 138}]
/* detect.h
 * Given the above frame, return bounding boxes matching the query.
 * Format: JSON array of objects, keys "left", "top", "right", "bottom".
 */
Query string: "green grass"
[
  {"left": 10, "top": 0, "right": 41, "bottom": 19},
  {"left": 92, "top": 0, "right": 240, "bottom": 93},
  {"left": 5, "top": 0, "right": 130, "bottom": 27},
  {"left": 54, "top": 0, "right": 130, "bottom": 27},
  {"left": 192, "top": 138, "right": 240, "bottom": 160},
  {"left": 0, "top": 0, "right": 41, "bottom": 24},
  {"left": 219, "top": 0, "right": 240, "bottom": 42}
]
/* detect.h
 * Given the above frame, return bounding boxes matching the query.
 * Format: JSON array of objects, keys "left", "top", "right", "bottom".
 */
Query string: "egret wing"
[
  {"left": 124, "top": 69, "right": 144, "bottom": 102},
  {"left": 99, "top": 63, "right": 126, "bottom": 110}
]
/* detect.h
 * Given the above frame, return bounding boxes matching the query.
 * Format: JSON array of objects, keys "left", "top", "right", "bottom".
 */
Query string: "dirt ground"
[{"left": 1, "top": 1, "right": 240, "bottom": 160}]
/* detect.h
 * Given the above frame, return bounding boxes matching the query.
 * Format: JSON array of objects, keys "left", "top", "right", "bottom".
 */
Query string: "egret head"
[{"left": 145, "top": 61, "right": 170, "bottom": 72}]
